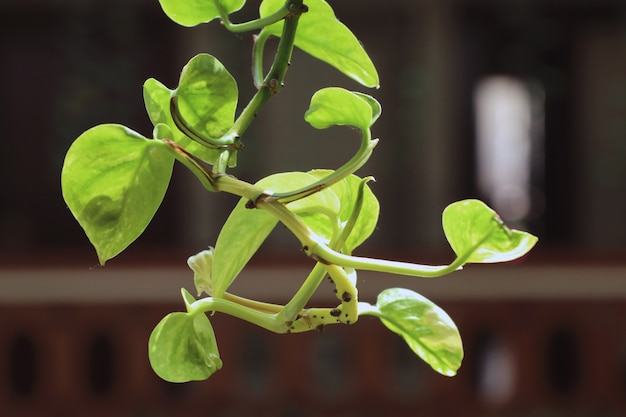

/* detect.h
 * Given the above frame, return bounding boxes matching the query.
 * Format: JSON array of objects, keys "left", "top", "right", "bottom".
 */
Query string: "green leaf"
[
  {"left": 188, "top": 248, "right": 214, "bottom": 296},
  {"left": 443, "top": 199, "right": 538, "bottom": 263},
  {"left": 260, "top": 0, "right": 379, "bottom": 87},
  {"left": 148, "top": 311, "right": 222, "bottom": 382},
  {"left": 304, "top": 87, "right": 375, "bottom": 132},
  {"left": 352, "top": 92, "right": 382, "bottom": 127},
  {"left": 363, "top": 288, "right": 463, "bottom": 376},
  {"left": 61, "top": 124, "right": 174, "bottom": 264},
  {"left": 308, "top": 170, "right": 379, "bottom": 253},
  {"left": 159, "top": 0, "right": 245, "bottom": 27},
  {"left": 175, "top": 53, "right": 238, "bottom": 140},
  {"left": 144, "top": 77, "right": 219, "bottom": 163},
  {"left": 211, "top": 172, "right": 340, "bottom": 297},
  {"left": 211, "top": 196, "right": 276, "bottom": 298},
  {"left": 143, "top": 53, "right": 239, "bottom": 166}
]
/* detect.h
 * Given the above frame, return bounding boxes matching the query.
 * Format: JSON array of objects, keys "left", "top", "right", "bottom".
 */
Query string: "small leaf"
[
  {"left": 260, "top": 0, "right": 379, "bottom": 87},
  {"left": 148, "top": 311, "right": 222, "bottom": 382},
  {"left": 362, "top": 288, "right": 463, "bottom": 376},
  {"left": 188, "top": 248, "right": 214, "bottom": 296},
  {"left": 443, "top": 199, "right": 538, "bottom": 263},
  {"left": 144, "top": 77, "right": 219, "bottom": 163},
  {"left": 175, "top": 53, "right": 238, "bottom": 140},
  {"left": 143, "top": 53, "right": 239, "bottom": 166},
  {"left": 159, "top": 0, "right": 245, "bottom": 27},
  {"left": 304, "top": 87, "right": 375, "bottom": 132},
  {"left": 61, "top": 124, "right": 174, "bottom": 264}
]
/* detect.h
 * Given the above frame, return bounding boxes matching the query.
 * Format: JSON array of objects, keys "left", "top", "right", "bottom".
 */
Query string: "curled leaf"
[
  {"left": 304, "top": 87, "right": 376, "bottom": 133},
  {"left": 360, "top": 288, "right": 463, "bottom": 376},
  {"left": 443, "top": 199, "right": 538, "bottom": 263},
  {"left": 148, "top": 310, "right": 222, "bottom": 383},
  {"left": 188, "top": 248, "right": 214, "bottom": 296}
]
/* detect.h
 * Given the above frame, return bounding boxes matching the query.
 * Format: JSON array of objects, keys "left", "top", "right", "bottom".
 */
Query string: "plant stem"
[
  {"left": 313, "top": 244, "right": 467, "bottom": 278},
  {"left": 190, "top": 297, "right": 284, "bottom": 333},
  {"left": 226, "top": 1, "right": 304, "bottom": 139},
  {"left": 271, "top": 136, "right": 379, "bottom": 204},
  {"left": 216, "top": 0, "right": 293, "bottom": 33}
]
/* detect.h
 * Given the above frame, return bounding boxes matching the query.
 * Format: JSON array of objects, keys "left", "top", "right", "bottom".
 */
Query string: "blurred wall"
[{"left": 2, "top": 1, "right": 626, "bottom": 416}]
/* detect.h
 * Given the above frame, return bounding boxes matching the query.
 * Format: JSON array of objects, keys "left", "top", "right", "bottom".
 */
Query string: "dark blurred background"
[{"left": 1, "top": 0, "right": 626, "bottom": 416}]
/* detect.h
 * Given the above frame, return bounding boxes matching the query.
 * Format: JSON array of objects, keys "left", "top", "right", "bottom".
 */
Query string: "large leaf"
[
  {"left": 211, "top": 172, "right": 339, "bottom": 297},
  {"left": 159, "top": 0, "right": 246, "bottom": 27},
  {"left": 304, "top": 87, "right": 376, "bottom": 133},
  {"left": 61, "top": 124, "right": 174, "bottom": 264},
  {"left": 361, "top": 288, "right": 463, "bottom": 376},
  {"left": 148, "top": 311, "right": 222, "bottom": 382},
  {"left": 260, "top": 0, "right": 379, "bottom": 87},
  {"left": 443, "top": 199, "right": 538, "bottom": 263}
]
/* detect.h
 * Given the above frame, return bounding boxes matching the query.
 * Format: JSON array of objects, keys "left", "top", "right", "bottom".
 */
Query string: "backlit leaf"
[
  {"left": 159, "top": 0, "right": 245, "bottom": 27},
  {"left": 362, "top": 288, "right": 463, "bottom": 376},
  {"left": 304, "top": 87, "right": 375, "bottom": 133},
  {"left": 260, "top": 0, "right": 379, "bottom": 87},
  {"left": 175, "top": 53, "right": 238, "bottom": 140},
  {"left": 61, "top": 124, "right": 174, "bottom": 264},
  {"left": 443, "top": 199, "right": 538, "bottom": 263},
  {"left": 148, "top": 311, "right": 222, "bottom": 382},
  {"left": 144, "top": 77, "right": 219, "bottom": 163}
]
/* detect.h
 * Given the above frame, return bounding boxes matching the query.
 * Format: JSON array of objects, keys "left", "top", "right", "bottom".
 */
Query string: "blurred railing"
[{"left": 1, "top": 264, "right": 626, "bottom": 417}]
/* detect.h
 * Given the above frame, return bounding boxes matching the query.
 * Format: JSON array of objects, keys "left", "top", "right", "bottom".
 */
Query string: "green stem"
[
  {"left": 252, "top": 30, "right": 271, "bottom": 88},
  {"left": 190, "top": 297, "right": 284, "bottom": 333},
  {"left": 221, "top": 292, "right": 284, "bottom": 314},
  {"left": 277, "top": 262, "right": 327, "bottom": 324},
  {"left": 226, "top": 1, "right": 303, "bottom": 139},
  {"left": 216, "top": 0, "right": 293, "bottom": 33},
  {"left": 271, "top": 135, "right": 378, "bottom": 204},
  {"left": 162, "top": 138, "right": 266, "bottom": 200},
  {"left": 312, "top": 243, "right": 466, "bottom": 278}
]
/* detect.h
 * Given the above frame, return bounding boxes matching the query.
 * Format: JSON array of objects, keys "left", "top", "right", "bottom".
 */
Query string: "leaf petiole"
[
  {"left": 215, "top": 0, "right": 301, "bottom": 33},
  {"left": 272, "top": 136, "right": 378, "bottom": 205}
]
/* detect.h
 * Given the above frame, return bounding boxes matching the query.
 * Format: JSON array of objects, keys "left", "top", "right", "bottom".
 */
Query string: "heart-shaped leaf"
[
  {"left": 159, "top": 0, "right": 245, "bottom": 27},
  {"left": 143, "top": 53, "right": 238, "bottom": 166},
  {"left": 144, "top": 77, "right": 219, "bottom": 164},
  {"left": 361, "top": 288, "right": 463, "bottom": 376},
  {"left": 148, "top": 311, "right": 222, "bottom": 382},
  {"left": 61, "top": 124, "right": 174, "bottom": 264},
  {"left": 175, "top": 53, "right": 238, "bottom": 140},
  {"left": 304, "top": 87, "right": 375, "bottom": 133},
  {"left": 260, "top": 0, "right": 379, "bottom": 87},
  {"left": 443, "top": 199, "right": 538, "bottom": 263}
]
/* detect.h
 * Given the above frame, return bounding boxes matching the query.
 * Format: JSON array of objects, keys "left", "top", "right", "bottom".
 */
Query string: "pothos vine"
[{"left": 61, "top": 0, "right": 537, "bottom": 382}]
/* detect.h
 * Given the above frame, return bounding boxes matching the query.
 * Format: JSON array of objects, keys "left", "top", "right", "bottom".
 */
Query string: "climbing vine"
[{"left": 61, "top": 0, "right": 537, "bottom": 382}]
